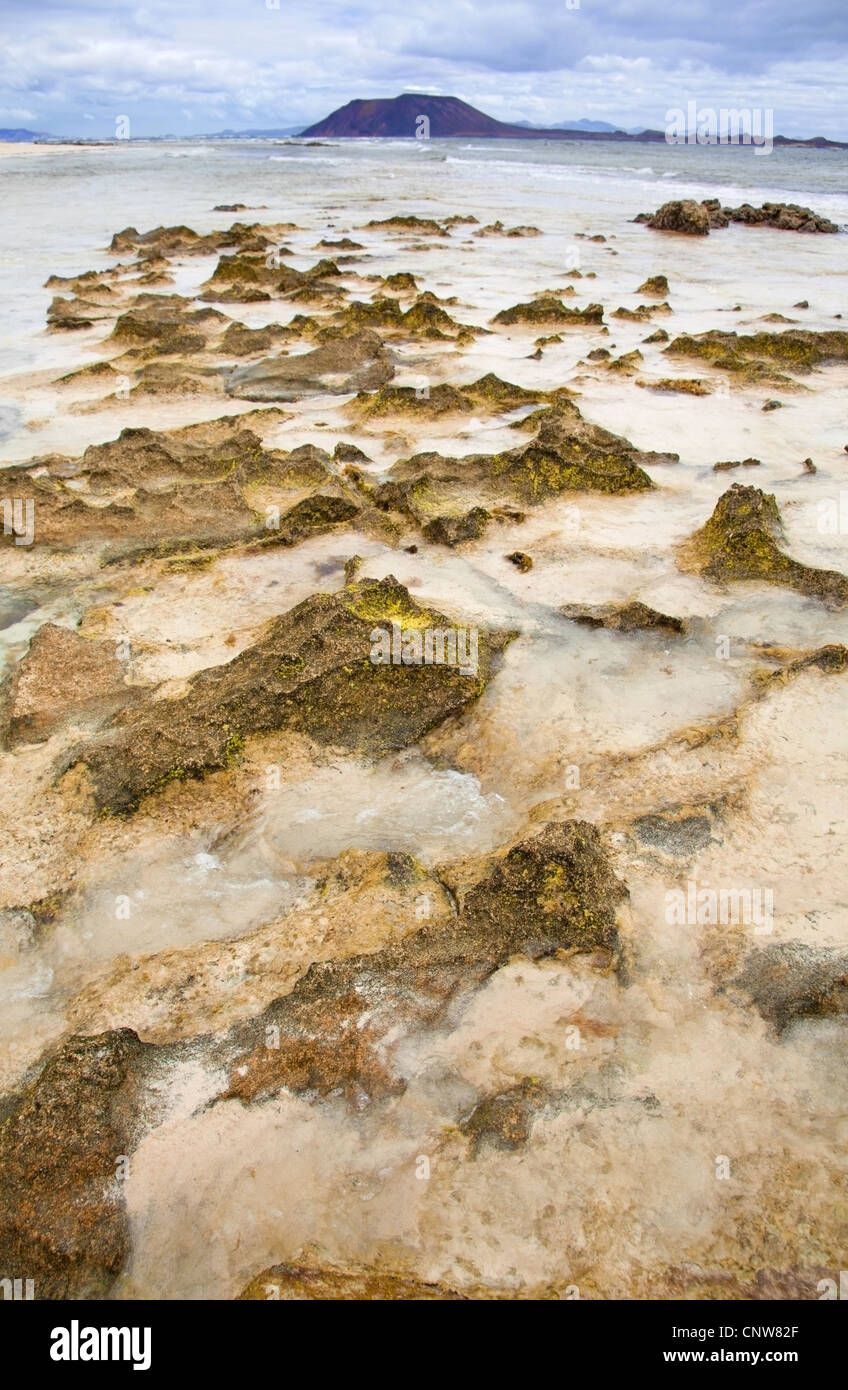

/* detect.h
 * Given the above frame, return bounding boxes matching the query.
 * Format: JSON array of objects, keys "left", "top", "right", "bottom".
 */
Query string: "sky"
[{"left": 0, "top": 0, "right": 846, "bottom": 140}]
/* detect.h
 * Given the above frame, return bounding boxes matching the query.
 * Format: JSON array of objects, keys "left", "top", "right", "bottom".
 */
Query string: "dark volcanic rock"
[
  {"left": 637, "top": 200, "right": 838, "bottom": 236},
  {"left": 643, "top": 201, "right": 710, "bottom": 235}
]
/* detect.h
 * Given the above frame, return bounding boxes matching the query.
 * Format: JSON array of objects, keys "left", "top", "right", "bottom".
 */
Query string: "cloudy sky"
[{"left": 1, "top": 0, "right": 846, "bottom": 139}]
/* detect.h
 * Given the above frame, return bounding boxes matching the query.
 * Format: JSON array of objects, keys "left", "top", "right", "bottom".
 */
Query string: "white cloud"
[{"left": 0, "top": 0, "right": 845, "bottom": 137}]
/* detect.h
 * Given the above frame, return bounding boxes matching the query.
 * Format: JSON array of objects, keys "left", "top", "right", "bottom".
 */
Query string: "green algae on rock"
[
  {"left": 258, "top": 493, "right": 360, "bottom": 548},
  {"left": 351, "top": 373, "right": 549, "bottom": 420},
  {"left": 492, "top": 297, "right": 604, "bottom": 327},
  {"left": 664, "top": 328, "right": 848, "bottom": 381},
  {"left": 0, "top": 415, "right": 311, "bottom": 561},
  {"left": 422, "top": 508, "right": 491, "bottom": 547},
  {"left": 680, "top": 483, "right": 848, "bottom": 606},
  {"left": 377, "top": 403, "right": 664, "bottom": 532},
  {"left": 64, "top": 577, "right": 514, "bottom": 815}
]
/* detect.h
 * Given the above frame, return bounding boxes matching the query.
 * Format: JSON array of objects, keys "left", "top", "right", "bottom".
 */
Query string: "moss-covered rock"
[
  {"left": 353, "top": 374, "right": 548, "bottom": 420},
  {"left": 492, "top": 297, "right": 604, "bottom": 327},
  {"left": 259, "top": 493, "right": 360, "bottom": 547},
  {"left": 376, "top": 401, "right": 665, "bottom": 531},
  {"left": 65, "top": 576, "right": 513, "bottom": 814},
  {"left": 664, "top": 328, "right": 848, "bottom": 379},
  {"left": 680, "top": 483, "right": 848, "bottom": 606},
  {"left": 5, "top": 415, "right": 315, "bottom": 560}
]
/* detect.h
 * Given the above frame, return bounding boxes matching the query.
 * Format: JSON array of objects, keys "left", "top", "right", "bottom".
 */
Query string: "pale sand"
[{"left": 0, "top": 141, "right": 113, "bottom": 158}]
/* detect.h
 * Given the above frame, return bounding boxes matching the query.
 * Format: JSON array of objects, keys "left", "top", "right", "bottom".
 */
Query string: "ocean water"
[{"left": 0, "top": 136, "right": 846, "bottom": 384}]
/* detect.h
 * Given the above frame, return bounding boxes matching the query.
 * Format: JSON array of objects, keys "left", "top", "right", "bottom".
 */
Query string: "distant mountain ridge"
[
  {"left": 0, "top": 128, "right": 49, "bottom": 141},
  {"left": 300, "top": 93, "right": 848, "bottom": 148}
]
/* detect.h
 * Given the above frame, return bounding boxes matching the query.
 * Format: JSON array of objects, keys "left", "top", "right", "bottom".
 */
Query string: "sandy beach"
[{"left": 1, "top": 136, "right": 847, "bottom": 1303}]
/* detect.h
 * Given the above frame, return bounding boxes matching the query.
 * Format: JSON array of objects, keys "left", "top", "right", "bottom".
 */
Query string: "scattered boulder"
[
  {"left": 422, "top": 508, "right": 491, "bottom": 546},
  {"left": 638, "top": 275, "right": 670, "bottom": 296},
  {"left": 641, "top": 201, "right": 710, "bottom": 236}
]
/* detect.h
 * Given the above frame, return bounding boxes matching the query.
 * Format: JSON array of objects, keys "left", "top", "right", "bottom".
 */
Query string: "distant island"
[
  {"left": 4, "top": 96, "right": 847, "bottom": 148},
  {"left": 299, "top": 93, "right": 848, "bottom": 149}
]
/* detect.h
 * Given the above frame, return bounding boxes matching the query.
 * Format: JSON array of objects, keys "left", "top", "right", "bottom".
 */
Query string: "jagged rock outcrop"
[
  {"left": 679, "top": 483, "right": 848, "bottom": 606},
  {"left": 64, "top": 576, "right": 513, "bottom": 814}
]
